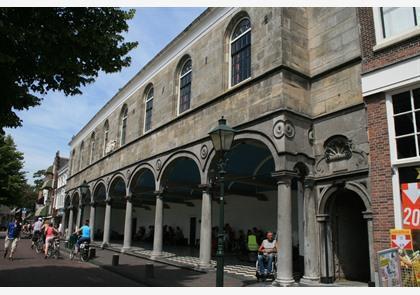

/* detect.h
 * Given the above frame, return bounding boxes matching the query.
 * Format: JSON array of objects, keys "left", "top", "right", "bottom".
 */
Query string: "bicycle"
[
  {"left": 69, "top": 238, "right": 90, "bottom": 262},
  {"left": 34, "top": 236, "right": 44, "bottom": 254},
  {"left": 46, "top": 237, "right": 60, "bottom": 259}
]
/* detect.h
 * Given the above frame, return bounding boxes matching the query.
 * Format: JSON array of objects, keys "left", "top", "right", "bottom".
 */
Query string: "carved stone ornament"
[
  {"left": 324, "top": 136, "right": 352, "bottom": 163},
  {"left": 315, "top": 135, "right": 369, "bottom": 177},
  {"left": 105, "top": 140, "right": 117, "bottom": 154},
  {"left": 285, "top": 121, "right": 295, "bottom": 138},
  {"left": 156, "top": 159, "right": 162, "bottom": 171},
  {"left": 308, "top": 127, "right": 314, "bottom": 145},
  {"left": 200, "top": 145, "right": 209, "bottom": 159},
  {"left": 273, "top": 120, "right": 295, "bottom": 139}
]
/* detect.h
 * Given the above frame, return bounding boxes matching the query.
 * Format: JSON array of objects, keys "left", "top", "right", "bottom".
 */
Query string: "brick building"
[
  {"left": 63, "top": 8, "right": 378, "bottom": 286},
  {"left": 359, "top": 6, "right": 420, "bottom": 266}
]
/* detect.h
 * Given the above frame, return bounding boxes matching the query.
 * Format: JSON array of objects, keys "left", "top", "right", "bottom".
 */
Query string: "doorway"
[{"left": 328, "top": 189, "right": 370, "bottom": 282}]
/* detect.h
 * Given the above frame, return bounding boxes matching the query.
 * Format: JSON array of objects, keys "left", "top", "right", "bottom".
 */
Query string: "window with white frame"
[
  {"left": 179, "top": 58, "right": 192, "bottom": 114},
  {"left": 378, "top": 7, "right": 420, "bottom": 39},
  {"left": 390, "top": 87, "right": 420, "bottom": 159},
  {"left": 230, "top": 17, "right": 251, "bottom": 86},
  {"left": 120, "top": 105, "right": 128, "bottom": 146},
  {"left": 144, "top": 86, "right": 154, "bottom": 132}
]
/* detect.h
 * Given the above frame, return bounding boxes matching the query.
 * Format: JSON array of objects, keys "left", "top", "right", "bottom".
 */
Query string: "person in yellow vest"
[{"left": 247, "top": 229, "right": 259, "bottom": 261}]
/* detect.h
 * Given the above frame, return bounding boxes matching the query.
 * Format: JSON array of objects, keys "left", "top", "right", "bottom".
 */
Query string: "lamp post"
[{"left": 209, "top": 116, "right": 236, "bottom": 287}]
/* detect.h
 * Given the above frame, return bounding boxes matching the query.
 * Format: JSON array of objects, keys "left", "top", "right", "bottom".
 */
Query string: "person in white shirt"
[
  {"left": 31, "top": 218, "right": 43, "bottom": 249},
  {"left": 257, "top": 231, "right": 277, "bottom": 277}
]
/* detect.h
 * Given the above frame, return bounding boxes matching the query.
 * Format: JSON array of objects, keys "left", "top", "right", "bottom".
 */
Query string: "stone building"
[
  {"left": 359, "top": 7, "right": 420, "bottom": 259},
  {"left": 64, "top": 8, "right": 374, "bottom": 286}
]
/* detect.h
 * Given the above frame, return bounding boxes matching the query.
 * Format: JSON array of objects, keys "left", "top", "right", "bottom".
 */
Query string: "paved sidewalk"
[{"left": 63, "top": 245, "right": 264, "bottom": 287}]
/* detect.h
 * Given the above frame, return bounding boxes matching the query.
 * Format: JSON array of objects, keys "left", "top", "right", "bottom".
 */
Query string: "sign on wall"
[
  {"left": 401, "top": 182, "right": 420, "bottom": 229},
  {"left": 390, "top": 229, "right": 413, "bottom": 250},
  {"left": 377, "top": 248, "right": 402, "bottom": 287}
]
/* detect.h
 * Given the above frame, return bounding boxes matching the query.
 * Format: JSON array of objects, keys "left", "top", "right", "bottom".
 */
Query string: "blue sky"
[{"left": 5, "top": 7, "right": 207, "bottom": 184}]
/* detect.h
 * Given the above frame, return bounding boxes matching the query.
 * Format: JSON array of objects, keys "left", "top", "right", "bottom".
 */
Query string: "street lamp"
[
  {"left": 80, "top": 180, "right": 89, "bottom": 197},
  {"left": 208, "top": 116, "right": 237, "bottom": 287}
]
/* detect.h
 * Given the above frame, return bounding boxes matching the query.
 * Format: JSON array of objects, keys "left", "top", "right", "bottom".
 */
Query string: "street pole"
[{"left": 216, "top": 153, "right": 226, "bottom": 287}]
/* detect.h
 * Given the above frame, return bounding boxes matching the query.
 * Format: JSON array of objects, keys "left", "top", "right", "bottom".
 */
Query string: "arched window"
[
  {"left": 120, "top": 105, "right": 128, "bottom": 146},
  {"left": 78, "top": 141, "right": 84, "bottom": 171},
  {"left": 70, "top": 150, "right": 75, "bottom": 175},
  {"left": 178, "top": 58, "right": 192, "bottom": 114},
  {"left": 89, "top": 132, "right": 96, "bottom": 165},
  {"left": 103, "top": 120, "right": 109, "bottom": 156},
  {"left": 144, "top": 86, "right": 154, "bottom": 132},
  {"left": 230, "top": 17, "right": 251, "bottom": 86}
]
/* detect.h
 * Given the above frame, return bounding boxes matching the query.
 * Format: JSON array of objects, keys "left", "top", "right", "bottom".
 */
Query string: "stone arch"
[
  {"left": 128, "top": 163, "right": 157, "bottom": 191},
  {"left": 157, "top": 150, "right": 204, "bottom": 184},
  {"left": 92, "top": 180, "right": 107, "bottom": 202},
  {"left": 318, "top": 181, "right": 371, "bottom": 215},
  {"left": 203, "top": 130, "right": 280, "bottom": 181},
  {"left": 108, "top": 173, "right": 128, "bottom": 199},
  {"left": 293, "top": 162, "right": 310, "bottom": 178},
  {"left": 64, "top": 194, "right": 71, "bottom": 209},
  {"left": 71, "top": 190, "right": 80, "bottom": 207}
]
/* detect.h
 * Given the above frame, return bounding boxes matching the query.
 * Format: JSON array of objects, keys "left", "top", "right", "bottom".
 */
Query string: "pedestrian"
[{"left": 4, "top": 216, "right": 23, "bottom": 261}]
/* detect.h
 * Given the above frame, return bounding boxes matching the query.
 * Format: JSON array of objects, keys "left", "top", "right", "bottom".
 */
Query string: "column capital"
[
  {"left": 362, "top": 210, "right": 373, "bottom": 220},
  {"left": 316, "top": 214, "right": 329, "bottom": 222},
  {"left": 303, "top": 177, "right": 316, "bottom": 189},
  {"left": 105, "top": 198, "right": 112, "bottom": 205},
  {"left": 198, "top": 183, "right": 211, "bottom": 193},
  {"left": 78, "top": 204, "right": 84, "bottom": 209},
  {"left": 154, "top": 190, "right": 164, "bottom": 200},
  {"left": 67, "top": 205, "right": 74, "bottom": 210},
  {"left": 89, "top": 201, "right": 96, "bottom": 207},
  {"left": 124, "top": 193, "right": 133, "bottom": 202},
  {"left": 272, "top": 170, "right": 297, "bottom": 184}
]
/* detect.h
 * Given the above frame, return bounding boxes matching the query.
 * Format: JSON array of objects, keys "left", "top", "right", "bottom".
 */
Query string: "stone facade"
[{"left": 64, "top": 8, "right": 375, "bottom": 286}]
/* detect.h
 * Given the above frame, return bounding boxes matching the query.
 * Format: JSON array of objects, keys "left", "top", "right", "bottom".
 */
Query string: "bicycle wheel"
[
  {"left": 69, "top": 248, "right": 75, "bottom": 260},
  {"left": 35, "top": 242, "right": 42, "bottom": 254},
  {"left": 80, "top": 250, "right": 89, "bottom": 262}
]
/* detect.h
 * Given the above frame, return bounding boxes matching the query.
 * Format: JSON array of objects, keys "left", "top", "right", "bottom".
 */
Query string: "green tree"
[
  {"left": 33, "top": 169, "right": 46, "bottom": 191},
  {"left": 0, "top": 8, "right": 138, "bottom": 131},
  {"left": 0, "top": 134, "right": 27, "bottom": 206}
]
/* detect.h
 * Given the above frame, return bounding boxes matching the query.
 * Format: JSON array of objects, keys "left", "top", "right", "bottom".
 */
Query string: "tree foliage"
[
  {"left": 0, "top": 8, "right": 138, "bottom": 131},
  {"left": 33, "top": 169, "right": 46, "bottom": 191},
  {"left": 0, "top": 134, "right": 27, "bottom": 206}
]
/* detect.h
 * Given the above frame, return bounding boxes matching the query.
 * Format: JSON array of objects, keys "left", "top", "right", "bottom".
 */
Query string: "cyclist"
[
  {"left": 44, "top": 221, "right": 58, "bottom": 259},
  {"left": 75, "top": 219, "right": 91, "bottom": 252},
  {"left": 31, "top": 217, "right": 43, "bottom": 249}
]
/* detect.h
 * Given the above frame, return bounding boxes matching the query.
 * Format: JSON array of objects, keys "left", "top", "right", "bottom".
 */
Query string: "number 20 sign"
[{"left": 401, "top": 183, "right": 420, "bottom": 229}]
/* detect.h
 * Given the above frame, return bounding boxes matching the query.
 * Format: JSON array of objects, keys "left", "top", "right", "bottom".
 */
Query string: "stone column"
[
  {"left": 317, "top": 214, "right": 333, "bottom": 284},
  {"left": 89, "top": 202, "right": 96, "bottom": 241},
  {"left": 122, "top": 192, "right": 133, "bottom": 253},
  {"left": 301, "top": 178, "right": 320, "bottom": 284},
  {"left": 60, "top": 209, "right": 67, "bottom": 237},
  {"left": 151, "top": 193, "right": 163, "bottom": 259},
  {"left": 75, "top": 205, "right": 82, "bottom": 231},
  {"left": 102, "top": 198, "right": 112, "bottom": 248},
  {"left": 67, "top": 206, "right": 74, "bottom": 240},
  {"left": 274, "top": 174, "right": 295, "bottom": 287},
  {"left": 199, "top": 185, "right": 212, "bottom": 268},
  {"left": 363, "top": 211, "right": 376, "bottom": 286}
]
